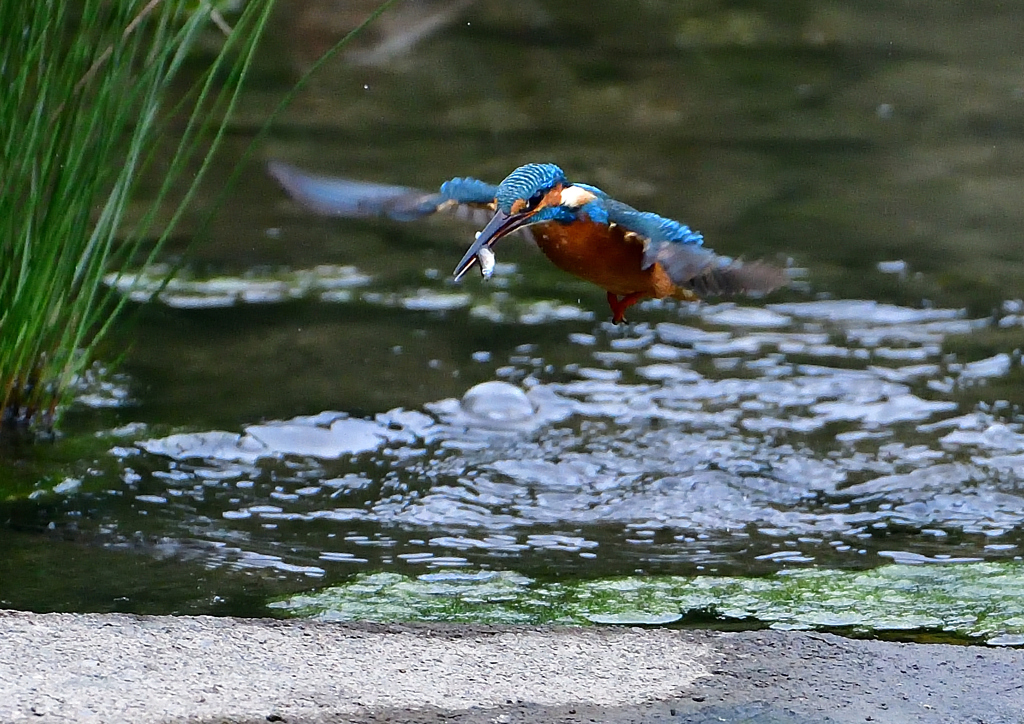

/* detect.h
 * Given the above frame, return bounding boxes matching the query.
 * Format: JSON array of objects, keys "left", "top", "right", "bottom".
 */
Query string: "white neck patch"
[{"left": 559, "top": 185, "right": 598, "bottom": 208}]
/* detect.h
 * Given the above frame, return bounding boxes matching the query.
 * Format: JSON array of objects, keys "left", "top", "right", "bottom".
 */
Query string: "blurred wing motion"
[
  {"left": 268, "top": 160, "right": 497, "bottom": 224},
  {"left": 606, "top": 199, "right": 788, "bottom": 297}
]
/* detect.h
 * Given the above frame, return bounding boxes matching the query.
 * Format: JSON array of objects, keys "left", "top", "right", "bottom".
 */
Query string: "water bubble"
[{"left": 460, "top": 381, "right": 535, "bottom": 423}]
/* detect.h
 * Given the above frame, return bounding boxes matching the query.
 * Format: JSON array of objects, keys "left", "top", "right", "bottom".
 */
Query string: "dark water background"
[{"left": 3, "top": 0, "right": 1024, "bottom": 618}]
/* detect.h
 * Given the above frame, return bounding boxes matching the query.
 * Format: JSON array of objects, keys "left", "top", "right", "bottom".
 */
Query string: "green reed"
[{"left": 0, "top": 0, "right": 275, "bottom": 439}]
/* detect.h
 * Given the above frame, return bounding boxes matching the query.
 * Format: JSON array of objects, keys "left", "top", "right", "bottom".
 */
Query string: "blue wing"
[
  {"left": 605, "top": 199, "right": 786, "bottom": 296},
  {"left": 268, "top": 161, "right": 497, "bottom": 223},
  {"left": 438, "top": 177, "right": 499, "bottom": 206}
]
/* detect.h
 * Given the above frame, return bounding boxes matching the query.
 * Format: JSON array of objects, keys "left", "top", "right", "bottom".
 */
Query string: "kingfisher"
[{"left": 269, "top": 161, "right": 786, "bottom": 323}]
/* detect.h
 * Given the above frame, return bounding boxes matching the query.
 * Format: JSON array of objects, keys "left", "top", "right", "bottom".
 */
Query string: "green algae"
[{"left": 270, "top": 563, "right": 1024, "bottom": 645}]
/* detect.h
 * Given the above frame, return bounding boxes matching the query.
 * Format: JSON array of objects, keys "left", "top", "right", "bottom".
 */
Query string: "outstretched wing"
[
  {"left": 605, "top": 199, "right": 787, "bottom": 296},
  {"left": 268, "top": 161, "right": 498, "bottom": 224}
]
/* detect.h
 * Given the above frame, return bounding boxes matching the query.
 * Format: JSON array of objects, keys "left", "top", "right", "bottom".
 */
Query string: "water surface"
[{"left": 3, "top": 0, "right": 1024, "bottom": 625}]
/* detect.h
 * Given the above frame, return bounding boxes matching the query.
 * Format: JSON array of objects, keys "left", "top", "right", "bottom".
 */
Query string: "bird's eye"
[{"left": 528, "top": 191, "right": 545, "bottom": 207}]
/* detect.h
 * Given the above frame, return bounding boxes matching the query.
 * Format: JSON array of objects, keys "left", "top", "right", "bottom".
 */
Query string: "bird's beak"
[{"left": 452, "top": 208, "right": 534, "bottom": 281}]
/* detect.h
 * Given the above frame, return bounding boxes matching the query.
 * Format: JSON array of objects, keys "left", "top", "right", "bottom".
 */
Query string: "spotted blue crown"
[{"left": 494, "top": 163, "right": 567, "bottom": 213}]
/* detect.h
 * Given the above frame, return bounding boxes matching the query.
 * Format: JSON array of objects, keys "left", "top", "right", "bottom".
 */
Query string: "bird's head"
[{"left": 453, "top": 163, "right": 600, "bottom": 280}]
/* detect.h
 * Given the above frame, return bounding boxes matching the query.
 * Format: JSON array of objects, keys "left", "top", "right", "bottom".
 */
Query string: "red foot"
[{"left": 606, "top": 291, "right": 647, "bottom": 324}]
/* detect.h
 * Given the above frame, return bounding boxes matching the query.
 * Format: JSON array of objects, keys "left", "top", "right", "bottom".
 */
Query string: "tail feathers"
[{"left": 685, "top": 260, "right": 789, "bottom": 297}]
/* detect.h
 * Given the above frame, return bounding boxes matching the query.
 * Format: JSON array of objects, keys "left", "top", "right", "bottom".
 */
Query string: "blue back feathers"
[
  {"left": 494, "top": 164, "right": 567, "bottom": 213},
  {"left": 605, "top": 199, "right": 704, "bottom": 247}
]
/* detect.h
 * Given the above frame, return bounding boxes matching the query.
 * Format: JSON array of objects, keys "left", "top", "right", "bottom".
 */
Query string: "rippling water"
[{"left": 75, "top": 293, "right": 1022, "bottom": 587}]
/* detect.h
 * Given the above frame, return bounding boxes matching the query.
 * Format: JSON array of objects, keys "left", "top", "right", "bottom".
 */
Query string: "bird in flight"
[{"left": 269, "top": 161, "right": 786, "bottom": 323}]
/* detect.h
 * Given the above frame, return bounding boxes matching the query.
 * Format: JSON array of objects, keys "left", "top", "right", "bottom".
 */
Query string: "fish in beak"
[{"left": 452, "top": 208, "right": 535, "bottom": 281}]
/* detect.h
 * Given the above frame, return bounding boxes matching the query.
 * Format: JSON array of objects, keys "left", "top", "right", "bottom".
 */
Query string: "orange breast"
[{"left": 530, "top": 221, "right": 678, "bottom": 299}]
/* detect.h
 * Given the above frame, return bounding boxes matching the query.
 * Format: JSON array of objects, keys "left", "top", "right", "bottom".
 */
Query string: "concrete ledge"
[{"left": 1, "top": 610, "right": 1021, "bottom": 723}]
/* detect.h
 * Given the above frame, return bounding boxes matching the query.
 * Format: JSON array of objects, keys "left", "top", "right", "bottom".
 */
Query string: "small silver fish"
[{"left": 477, "top": 246, "right": 496, "bottom": 280}]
